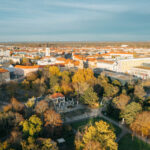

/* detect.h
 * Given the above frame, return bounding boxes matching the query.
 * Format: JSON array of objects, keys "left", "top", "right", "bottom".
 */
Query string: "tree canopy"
[{"left": 75, "top": 120, "right": 118, "bottom": 150}]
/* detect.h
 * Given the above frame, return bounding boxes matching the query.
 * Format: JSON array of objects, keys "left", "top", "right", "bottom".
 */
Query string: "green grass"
[
  {"left": 119, "top": 134, "right": 150, "bottom": 150},
  {"left": 70, "top": 117, "right": 121, "bottom": 136},
  {"left": 61, "top": 116, "right": 122, "bottom": 149}
]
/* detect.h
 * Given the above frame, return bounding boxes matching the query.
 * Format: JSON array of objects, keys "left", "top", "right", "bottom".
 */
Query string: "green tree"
[
  {"left": 103, "top": 84, "right": 119, "bottom": 98},
  {"left": 112, "top": 80, "right": 122, "bottom": 87},
  {"left": 120, "top": 102, "right": 142, "bottom": 125},
  {"left": 80, "top": 87, "right": 99, "bottom": 107}
]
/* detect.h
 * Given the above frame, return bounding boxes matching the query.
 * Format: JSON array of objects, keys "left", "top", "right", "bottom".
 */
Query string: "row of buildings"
[{"left": 1, "top": 44, "right": 150, "bottom": 84}]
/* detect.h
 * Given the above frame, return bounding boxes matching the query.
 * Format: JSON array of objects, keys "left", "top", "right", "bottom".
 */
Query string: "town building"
[{"left": 0, "top": 68, "right": 10, "bottom": 84}]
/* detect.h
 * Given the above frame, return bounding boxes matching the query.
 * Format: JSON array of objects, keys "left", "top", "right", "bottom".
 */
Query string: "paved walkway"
[{"left": 64, "top": 108, "right": 150, "bottom": 144}]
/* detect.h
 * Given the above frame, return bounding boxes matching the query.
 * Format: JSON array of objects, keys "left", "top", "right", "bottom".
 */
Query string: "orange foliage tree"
[{"left": 130, "top": 111, "right": 150, "bottom": 138}]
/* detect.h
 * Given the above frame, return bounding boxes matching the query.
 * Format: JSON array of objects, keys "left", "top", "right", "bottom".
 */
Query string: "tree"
[
  {"left": 120, "top": 102, "right": 142, "bottom": 125},
  {"left": 3, "top": 104, "right": 12, "bottom": 112},
  {"left": 35, "top": 100, "right": 49, "bottom": 115},
  {"left": 134, "top": 84, "right": 146, "bottom": 101},
  {"left": 61, "top": 70, "right": 71, "bottom": 84},
  {"left": 21, "top": 136, "right": 39, "bottom": 150},
  {"left": 21, "top": 57, "right": 30, "bottom": 65},
  {"left": 22, "top": 79, "right": 30, "bottom": 90},
  {"left": 103, "top": 84, "right": 119, "bottom": 98},
  {"left": 21, "top": 137, "right": 58, "bottom": 150},
  {"left": 112, "top": 94, "right": 130, "bottom": 110},
  {"left": 112, "top": 80, "right": 122, "bottom": 87},
  {"left": 97, "top": 72, "right": 109, "bottom": 87},
  {"left": 130, "top": 111, "right": 150, "bottom": 138},
  {"left": 44, "top": 109, "right": 62, "bottom": 127},
  {"left": 44, "top": 109, "right": 62, "bottom": 136},
  {"left": 26, "top": 72, "right": 38, "bottom": 82},
  {"left": 61, "top": 84, "right": 73, "bottom": 95},
  {"left": 80, "top": 87, "right": 99, "bottom": 107},
  {"left": 32, "top": 78, "right": 46, "bottom": 96},
  {"left": 83, "top": 141, "right": 102, "bottom": 150},
  {"left": 11, "top": 97, "right": 24, "bottom": 112},
  {"left": 49, "top": 75, "right": 59, "bottom": 92},
  {"left": 20, "top": 115, "right": 42, "bottom": 137},
  {"left": 25, "top": 97, "right": 36, "bottom": 108},
  {"left": 38, "top": 138, "right": 58, "bottom": 150},
  {"left": 49, "top": 66, "right": 61, "bottom": 77},
  {"left": 72, "top": 68, "right": 95, "bottom": 84},
  {"left": 73, "top": 82, "right": 90, "bottom": 95},
  {"left": 75, "top": 120, "right": 118, "bottom": 150}
]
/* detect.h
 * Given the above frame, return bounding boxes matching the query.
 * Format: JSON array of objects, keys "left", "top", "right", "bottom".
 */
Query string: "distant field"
[
  {"left": 1, "top": 41, "right": 150, "bottom": 48},
  {"left": 118, "top": 134, "right": 150, "bottom": 150}
]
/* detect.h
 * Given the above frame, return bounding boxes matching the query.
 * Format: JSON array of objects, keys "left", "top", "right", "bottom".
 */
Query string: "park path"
[{"left": 64, "top": 108, "right": 150, "bottom": 144}]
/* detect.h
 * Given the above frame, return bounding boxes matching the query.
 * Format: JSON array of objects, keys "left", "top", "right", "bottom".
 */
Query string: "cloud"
[{"left": 0, "top": 0, "right": 150, "bottom": 41}]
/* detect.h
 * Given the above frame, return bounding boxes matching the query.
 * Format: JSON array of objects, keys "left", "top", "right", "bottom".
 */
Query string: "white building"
[
  {"left": 45, "top": 48, "right": 50, "bottom": 56},
  {"left": 130, "top": 66, "right": 150, "bottom": 79}
]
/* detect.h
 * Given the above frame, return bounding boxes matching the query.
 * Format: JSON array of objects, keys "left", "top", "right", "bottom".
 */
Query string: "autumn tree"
[
  {"left": 112, "top": 80, "right": 122, "bottom": 87},
  {"left": 11, "top": 97, "right": 24, "bottom": 112},
  {"left": 26, "top": 72, "right": 38, "bottom": 82},
  {"left": 97, "top": 72, "right": 109, "bottom": 87},
  {"left": 75, "top": 120, "right": 117, "bottom": 150},
  {"left": 83, "top": 141, "right": 102, "bottom": 150},
  {"left": 61, "top": 70, "right": 71, "bottom": 84},
  {"left": 22, "top": 79, "right": 30, "bottom": 90},
  {"left": 130, "top": 111, "right": 150, "bottom": 138},
  {"left": 80, "top": 87, "right": 99, "bottom": 107},
  {"left": 21, "top": 136, "right": 58, "bottom": 150},
  {"left": 21, "top": 57, "right": 30, "bottom": 65},
  {"left": 73, "top": 82, "right": 90, "bottom": 95},
  {"left": 3, "top": 104, "right": 12, "bottom": 112},
  {"left": 49, "top": 66, "right": 61, "bottom": 77},
  {"left": 44, "top": 109, "right": 62, "bottom": 136},
  {"left": 35, "top": 100, "right": 49, "bottom": 115},
  {"left": 61, "top": 84, "right": 73, "bottom": 95},
  {"left": 20, "top": 115, "right": 42, "bottom": 137},
  {"left": 25, "top": 97, "right": 36, "bottom": 108},
  {"left": 49, "top": 75, "right": 60, "bottom": 93},
  {"left": 120, "top": 102, "right": 142, "bottom": 125},
  {"left": 103, "top": 84, "right": 119, "bottom": 98},
  {"left": 134, "top": 84, "right": 146, "bottom": 101},
  {"left": 32, "top": 78, "right": 46, "bottom": 96},
  {"left": 112, "top": 94, "right": 130, "bottom": 110},
  {"left": 72, "top": 68, "right": 95, "bottom": 84}
]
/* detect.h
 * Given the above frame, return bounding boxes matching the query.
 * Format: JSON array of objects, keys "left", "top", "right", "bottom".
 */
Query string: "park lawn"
[
  {"left": 70, "top": 116, "right": 121, "bottom": 136},
  {"left": 62, "top": 116, "right": 122, "bottom": 149},
  {"left": 119, "top": 134, "right": 150, "bottom": 150}
]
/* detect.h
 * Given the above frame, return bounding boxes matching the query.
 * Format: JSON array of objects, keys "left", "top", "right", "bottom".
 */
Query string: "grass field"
[
  {"left": 118, "top": 134, "right": 150, "bottom": 150},
  {"left": 62, "top": 116, "right": 122, "bottom": 150}
]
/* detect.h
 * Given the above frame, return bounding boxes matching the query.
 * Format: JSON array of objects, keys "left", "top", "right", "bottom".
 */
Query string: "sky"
[{"left": 0, "top": 0, "right": 150, "bottom": 42}]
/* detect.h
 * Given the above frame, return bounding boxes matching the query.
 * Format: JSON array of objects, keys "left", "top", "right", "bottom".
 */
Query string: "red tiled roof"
[
  {"left": 0, "top": 68, "right": 9, "bottom": 73},
  {"left": 15, "top": 65, "right": 42, "bottom": 69},
  {"left": 97, "top": 60, "right": 114, "bottom": 64},
  {"left": 50, "top": 93, "right": 64, "bottom": 99}
]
